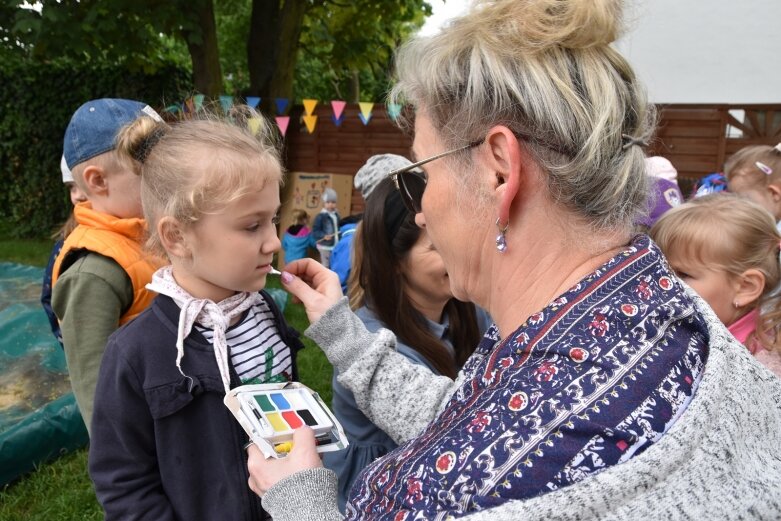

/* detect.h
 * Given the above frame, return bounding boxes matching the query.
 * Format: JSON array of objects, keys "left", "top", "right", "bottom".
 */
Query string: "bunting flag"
[
  {"left": 331, "top": 100, "right": 346, "bottom": 120},
  {"left": 358, "top": 102, "right": 374, "bottom": 125},
  {"left": 165, "top": 104, "right": 182, "bottom": 114},
  {"left": 220, "top": 95, "right": 234, "bottom": 113},
  {"left": 275, "top": 98, "right": 289, "bottom": 116},
  {"left": 331, "top": 114, "right": 345, "bottom": 127},
  {"left": 193, "top": 94, "right": 205, "bottom": 111},
  {"left": 302, "top": 99, "right": 318, "bottom": 116},
  {"left": 245, "top": 96, "right": 261, "bottom": 109},
  {"left": 275, "top": 116, "right": 290, "bottom": 137},
  {"left": 184, "top": 98, "right": 195, "bottom": 113},
  {"left": 303, "top": 114, "right": 318, "bottom": 134},
  {"left": 248, "top": 117, "right": 262, "bottom": 135},
  {"left": 387, "top": 103, "right": 402, "bottom": 121}
]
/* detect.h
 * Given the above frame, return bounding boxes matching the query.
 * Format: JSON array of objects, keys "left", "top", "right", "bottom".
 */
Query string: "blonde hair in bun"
[{"left": 391, "top": 0, "right": 654, "bottom": 233}]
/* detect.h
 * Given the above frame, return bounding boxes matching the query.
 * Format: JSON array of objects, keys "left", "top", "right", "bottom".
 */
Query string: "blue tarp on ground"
[{"left": 0, "top": 262, "right": 88, "bottom": 487}]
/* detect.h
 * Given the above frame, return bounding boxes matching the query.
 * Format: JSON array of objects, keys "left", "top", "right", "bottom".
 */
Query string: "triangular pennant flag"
[
  {"left": 303, "top": 114, "right": 318, "bottom": 134},
  {"left": 331, "top": 114, "right": 345, "bottom": 127},
  {"left": 303, "top": 99, "right": 318, "bottom": 116},
  {"left": 245, "top": 96, "right": 261, "bottom": 109},
  {"left": 193, "top": 94, "right": 205, "bottom": 111},
  {"left": 248, "top": 117, "right": 262, "bottom": 135},
  {"left": 358, "top": 102, "right": 374, "bottom": 124},
  {"left": 387, "top": 103, "right": 402, "bottom": 121},
  {"left": 165, "top": 104, "right": 181, "bottom": 114},
  {"left": 358, "top": 112, "right": 372, "bottom": 125},
  {"left": 275, "top": 98, "right": 289, "bottom": 115},
  {"left": 184, "top": 98, "right": 195, "bottom": 113},
  {"left": 275, "top": 116, "right": 290, "bottom": 137},
  {"left": 331, "top": 100, "right": 346, "bottom": 121},
  {"left": 219, "top": 95, "right": 234, "bottom": 113}
]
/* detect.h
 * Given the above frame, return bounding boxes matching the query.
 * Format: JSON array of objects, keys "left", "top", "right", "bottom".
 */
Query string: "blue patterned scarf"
[{"left": 346, "top": 235, "right": 709, "bottom": 520}]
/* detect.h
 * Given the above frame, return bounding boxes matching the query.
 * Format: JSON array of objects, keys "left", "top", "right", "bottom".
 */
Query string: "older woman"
[{"left": 248, "top": 0, "right": 781, "bottom": 519}]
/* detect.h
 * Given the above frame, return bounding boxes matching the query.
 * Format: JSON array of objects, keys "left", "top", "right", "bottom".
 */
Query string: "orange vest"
[{"left": 52, "top": 202, "right": 162, "bottom": 325}]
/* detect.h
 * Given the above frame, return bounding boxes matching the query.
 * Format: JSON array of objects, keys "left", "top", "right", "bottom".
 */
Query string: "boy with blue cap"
[{"left": 52, "top": 98, "right": 163, "bottom": 433}]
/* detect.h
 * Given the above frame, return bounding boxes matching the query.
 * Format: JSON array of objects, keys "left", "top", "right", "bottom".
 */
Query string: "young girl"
[
  {"left": 281, "top": 209, "right": 314, "bottom": 266},
  {"left": 725, "top": 143, "right": 781, "bottom": 229},
  {"left": 88, "top": 108, "right": 304, "bottom": 521},
  {"left": 651, "top": 193, "right": 781, "bottom": 376},
  {"left": 323, "top": 178, "right": 492, "bottom": 511}
]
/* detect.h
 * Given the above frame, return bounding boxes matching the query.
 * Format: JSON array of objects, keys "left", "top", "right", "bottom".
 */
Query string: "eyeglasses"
[{"left": 389, "top": 139, "right": 484, "bottom": 213}]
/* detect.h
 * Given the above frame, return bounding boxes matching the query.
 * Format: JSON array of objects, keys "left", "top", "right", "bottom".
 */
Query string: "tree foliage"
[{"left": 0, "top": 0, "right": 431, "bottom": 101}]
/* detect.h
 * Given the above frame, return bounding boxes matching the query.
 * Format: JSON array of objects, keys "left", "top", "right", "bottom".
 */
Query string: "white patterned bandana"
[{"left": 146, "top": 266, "right": 262, "bottom": 394}]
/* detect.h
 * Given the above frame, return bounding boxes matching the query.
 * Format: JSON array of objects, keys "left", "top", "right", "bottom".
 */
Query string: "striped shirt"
[{"left": 196, "top": 298, "right": 292, "bottom": 384}]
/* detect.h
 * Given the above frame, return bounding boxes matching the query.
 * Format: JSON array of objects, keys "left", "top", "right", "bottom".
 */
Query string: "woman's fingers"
[
  {"left": 246, "top": 427, "right": 323, "bottom": 497},
  {"left": 281, "top": 259, "right": 342, "bottom": 323}
]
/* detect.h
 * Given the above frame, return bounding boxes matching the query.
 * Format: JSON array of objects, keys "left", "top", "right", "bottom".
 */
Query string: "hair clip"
[
  {"left": 756, "top": 161, "right": 773, "bottom": 176},
  {"left": 621, "top": 134, "right": 648, "bottom": 150}
]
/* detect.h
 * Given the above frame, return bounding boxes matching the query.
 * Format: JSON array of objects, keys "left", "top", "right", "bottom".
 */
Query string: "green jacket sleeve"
[{"left": 52, "top": 253, "right": 133, "bottom": 435}]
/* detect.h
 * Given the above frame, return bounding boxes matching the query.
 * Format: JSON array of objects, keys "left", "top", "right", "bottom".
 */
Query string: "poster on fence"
[{"left": 277, "top": 172, "right": 354, "bottom": 267}]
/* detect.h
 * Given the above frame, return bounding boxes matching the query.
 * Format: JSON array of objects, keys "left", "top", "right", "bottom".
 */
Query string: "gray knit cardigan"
[{"left": 262, "top": 293, "right": 781, "bottom": 520}]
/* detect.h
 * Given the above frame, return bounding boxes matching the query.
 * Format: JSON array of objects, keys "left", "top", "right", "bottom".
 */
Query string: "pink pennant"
[
  {"left": 275, "top": 116, "right": 290, "bottom": 137},
  {"left": 331, "top": 100, "right": 346, "bottom": 121}
]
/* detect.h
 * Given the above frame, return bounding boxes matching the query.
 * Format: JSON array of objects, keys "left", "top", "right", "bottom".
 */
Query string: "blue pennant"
[
  {"left": 275, "top": 98, "right": 289, "bottom": 115},
  {"left": 245, "top": 96, "right": 261, "bottom": 108}
]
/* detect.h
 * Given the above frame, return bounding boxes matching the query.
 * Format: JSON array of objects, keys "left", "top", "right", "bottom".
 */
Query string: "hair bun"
[{"left": 466, "top": 0, "right": 624, "bottom": 52}]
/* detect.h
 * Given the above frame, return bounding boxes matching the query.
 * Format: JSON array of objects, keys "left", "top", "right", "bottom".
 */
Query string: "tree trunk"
[
  {"left": 182, "top": 0, "right": 222, "bottom": 98},
  {"left": 348, "top": 69, "right": 360, "bottom": 103},
  {"left": 247, "top": 0, "right": 309, "bottom": 103}
]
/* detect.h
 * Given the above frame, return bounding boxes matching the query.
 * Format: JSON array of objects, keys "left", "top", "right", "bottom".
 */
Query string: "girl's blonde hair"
[
  {"left": 725, "top": 143, "right": 781, "bottom": 191},
  {"left": 651, "top": 193, "right": 781, "bottom": 352},
  {"left": 115, "top": 106, "right": 283, "bottom": 258},
  {"left": 389, "top": 0, "right": 654, "bottom": 233}
]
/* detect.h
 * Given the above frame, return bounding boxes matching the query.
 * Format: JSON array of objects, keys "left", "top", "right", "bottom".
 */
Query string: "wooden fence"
[{"left": 282, "top": 104, "right": 781, "bottom": 213}]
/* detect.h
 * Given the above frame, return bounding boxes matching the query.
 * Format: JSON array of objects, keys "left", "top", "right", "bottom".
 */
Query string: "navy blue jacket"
[{"left": 89, "top": 291, "right": 304, "bottom": 521}]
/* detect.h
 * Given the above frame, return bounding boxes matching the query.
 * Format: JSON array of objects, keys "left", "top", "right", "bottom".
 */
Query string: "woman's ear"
[
  {"left": 484, "top": 126, "right": 523, "bottom": 226},
  {"left": 734, "top": 268, "right": 766, "bottom": 309},
  {"left": 82, "top": 165, "right": 107, "bottom": 196},
  {"left": 158, "top": 216, "right": 190, "bottom": 259}
]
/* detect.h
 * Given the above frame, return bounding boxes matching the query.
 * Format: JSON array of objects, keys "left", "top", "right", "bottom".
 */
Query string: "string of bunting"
[{"left": 164, "top": 95, "right": 402, "bottom": 138}]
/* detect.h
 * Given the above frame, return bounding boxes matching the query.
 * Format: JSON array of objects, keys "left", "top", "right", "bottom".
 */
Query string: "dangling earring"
[
  {"left": 733, "top": 300, "right": 741, "bottom": 309},
  {"left": 495, "top": 218, "right": 509, "bottom": 253}
]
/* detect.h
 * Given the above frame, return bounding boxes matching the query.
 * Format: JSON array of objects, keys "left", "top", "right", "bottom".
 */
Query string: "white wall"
[{"left": 617, "top": 0, "right": 781, "bottom": 104}]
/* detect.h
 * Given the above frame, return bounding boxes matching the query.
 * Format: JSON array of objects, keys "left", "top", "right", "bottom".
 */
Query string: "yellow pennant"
[
  {"left": 358, "top": 102, "right": 374, "bottom": 120},
  {"left": 303, "top": 99, "right": 318, "bottom": 116},
  {"left": 303, "top": 114, "right": 318, "bottom": 134},
  {"left": 248, "top": 117, "right": 262, "bottom": 135}
]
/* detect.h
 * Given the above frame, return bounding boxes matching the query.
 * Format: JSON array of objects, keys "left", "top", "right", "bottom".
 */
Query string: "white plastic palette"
[{"left": 224, "top": 382, "right": 348, "bottom": 459}]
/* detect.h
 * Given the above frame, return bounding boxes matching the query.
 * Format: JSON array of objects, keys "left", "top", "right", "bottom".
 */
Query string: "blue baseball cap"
[{"left": 63, "top": 98, "right": 162, "bottom": 169}]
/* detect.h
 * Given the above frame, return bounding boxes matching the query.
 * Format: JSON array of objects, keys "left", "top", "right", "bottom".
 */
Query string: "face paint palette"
[{"left": 224, "top": 382, "right": 348, "bottom": 459}]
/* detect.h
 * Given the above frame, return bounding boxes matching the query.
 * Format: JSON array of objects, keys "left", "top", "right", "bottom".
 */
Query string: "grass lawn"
[{"left": 0, "top": 231, "right": 332, "bottom": 519}]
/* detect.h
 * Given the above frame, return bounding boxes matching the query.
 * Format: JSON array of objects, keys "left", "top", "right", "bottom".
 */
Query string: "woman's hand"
[
  {"left": 247, "top": 427, "right": 323, "bottom": 497},
  {"left": 280, "top": 258, "right": 343, "bottom": 323}
]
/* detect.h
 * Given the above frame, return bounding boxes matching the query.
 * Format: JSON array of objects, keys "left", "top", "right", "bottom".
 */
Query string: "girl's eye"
[{"left": 245, "top": 223, "right": 260, "bottom": 232}]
